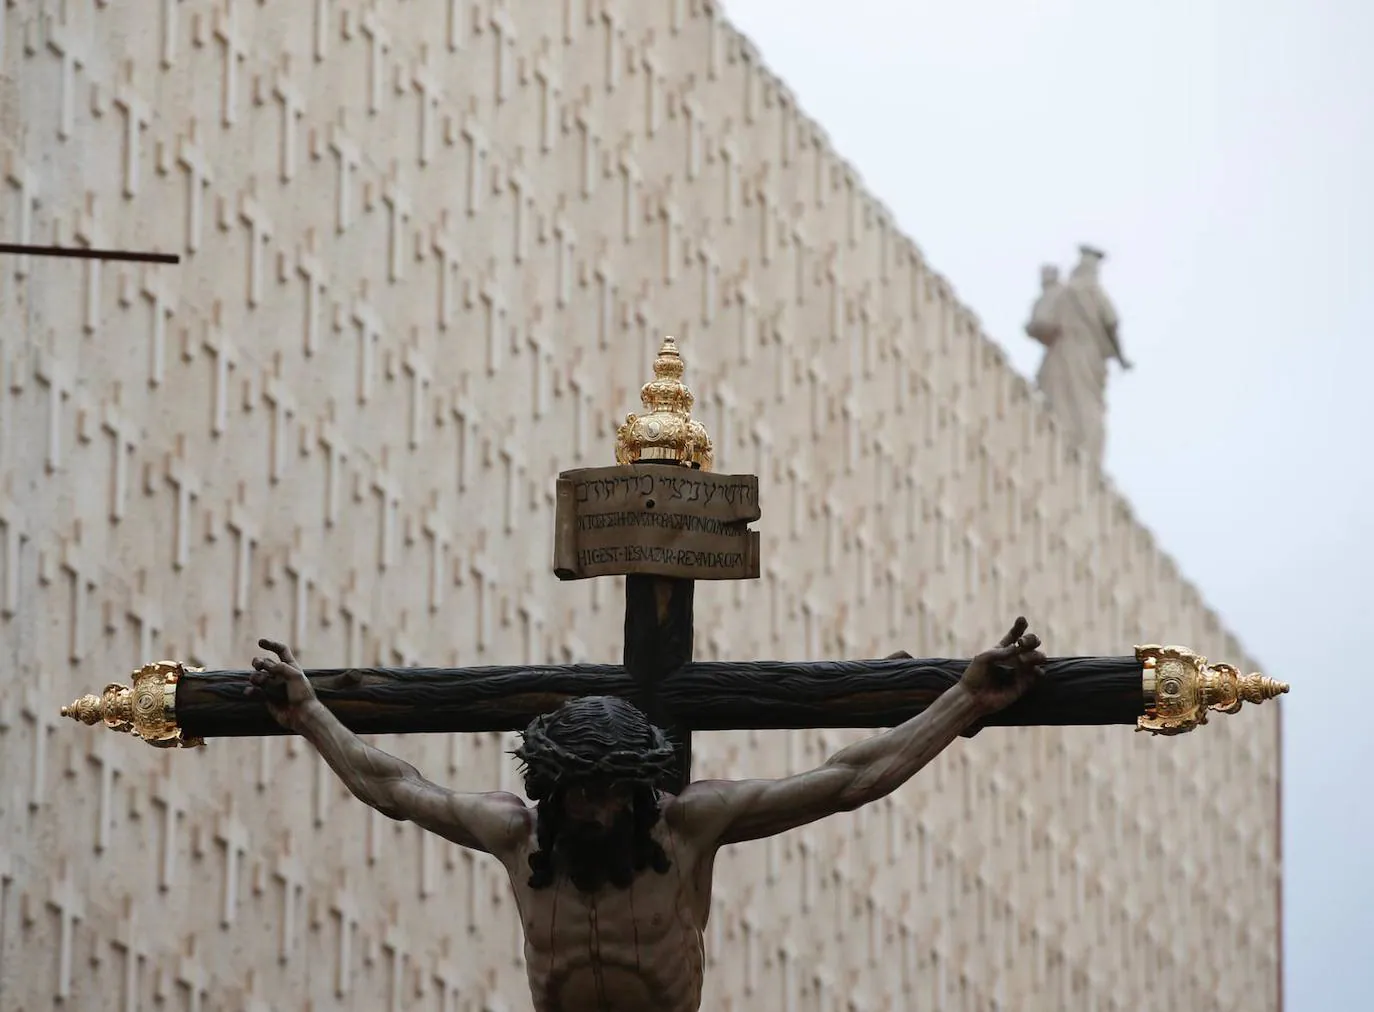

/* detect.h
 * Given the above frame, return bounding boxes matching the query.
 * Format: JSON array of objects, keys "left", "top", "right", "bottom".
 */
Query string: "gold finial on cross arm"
[
  {"left": 1136, "top": 644, "right": 1288, "bottom": 735},
  {"left": 614, "top": 337, "right": 714, "bottom": 470},
  {"left": 59, "top": 661, "right": 205, "bottom": 748}
]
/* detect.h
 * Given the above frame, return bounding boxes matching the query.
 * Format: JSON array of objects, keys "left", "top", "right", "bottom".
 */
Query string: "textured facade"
[{"left": 0, "top": 1, "right": 1280, "bottom": 1010}]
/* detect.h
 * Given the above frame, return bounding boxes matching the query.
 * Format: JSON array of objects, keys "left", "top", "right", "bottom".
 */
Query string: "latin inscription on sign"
[{"left": 553, "top": 465, "right": 761, "bottom": 581}]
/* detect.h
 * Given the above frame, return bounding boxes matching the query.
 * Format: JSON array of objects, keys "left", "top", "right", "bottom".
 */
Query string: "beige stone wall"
[{"left": 0, "top": 1, "right": 1280, "bottom": 1010}]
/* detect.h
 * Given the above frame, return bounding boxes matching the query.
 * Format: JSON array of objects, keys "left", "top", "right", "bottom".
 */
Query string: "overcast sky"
[{"left": 723, "top": 0, "right": 1373, "bottom": 1007}]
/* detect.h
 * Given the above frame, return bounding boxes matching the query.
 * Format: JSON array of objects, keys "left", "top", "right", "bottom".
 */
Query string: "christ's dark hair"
[{"left": 511, "top": 696, "right": 677, "bottom": 891}]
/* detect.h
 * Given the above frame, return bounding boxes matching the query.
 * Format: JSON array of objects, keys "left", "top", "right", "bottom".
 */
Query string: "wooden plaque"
[{"left": 552, "top": 465, "right": 762, "bottom": 581}]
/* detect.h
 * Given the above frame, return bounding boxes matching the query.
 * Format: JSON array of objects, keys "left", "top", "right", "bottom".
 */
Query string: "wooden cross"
[{"left": 60, "top": 339, "right": 1286, "bottom": 787}]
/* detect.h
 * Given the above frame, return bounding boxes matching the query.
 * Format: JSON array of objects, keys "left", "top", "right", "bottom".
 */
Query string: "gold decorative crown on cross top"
[{"left": 614, "top": 337, "right": 714, "bottom": 470}]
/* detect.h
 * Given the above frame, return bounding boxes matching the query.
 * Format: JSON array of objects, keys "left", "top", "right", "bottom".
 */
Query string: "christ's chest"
[
  {"left": 518, "top": 874, "right": 707, "bottom": 1012},
  {"left": 521, "top": 872, "right": 691, "bottom": 961}
]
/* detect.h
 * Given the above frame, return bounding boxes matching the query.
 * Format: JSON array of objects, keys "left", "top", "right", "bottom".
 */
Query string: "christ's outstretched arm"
[
  {"left": 249, "top": 639, "right": 530, "bottom": 855},
  {"left": 669, "top": 618, "right": 1045, "bottom": 846}
]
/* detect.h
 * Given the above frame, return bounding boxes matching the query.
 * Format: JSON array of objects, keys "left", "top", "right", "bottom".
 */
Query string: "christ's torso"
[{"left": 499, "top": 819, "right": 716, "bottom": 1012}]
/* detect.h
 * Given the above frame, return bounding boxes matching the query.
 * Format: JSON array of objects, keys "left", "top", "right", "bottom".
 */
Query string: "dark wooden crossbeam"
[{"left": 71, "top": 655, "right": 1145, "bottom": 743}]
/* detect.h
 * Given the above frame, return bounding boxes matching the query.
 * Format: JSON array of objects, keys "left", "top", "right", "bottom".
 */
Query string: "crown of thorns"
[{"left": 511, "top": 696, "right": 678, "bottom": 799}]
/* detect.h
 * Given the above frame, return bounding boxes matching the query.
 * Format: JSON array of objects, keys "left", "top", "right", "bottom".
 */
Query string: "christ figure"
[{"left": 247, "top": 617, "right": 1046, "bottom": 1011}]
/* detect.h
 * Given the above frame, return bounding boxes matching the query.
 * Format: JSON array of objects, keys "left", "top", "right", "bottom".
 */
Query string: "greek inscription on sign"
[{"left": 553, "top": 465, "right": 761, "bottom": 581}]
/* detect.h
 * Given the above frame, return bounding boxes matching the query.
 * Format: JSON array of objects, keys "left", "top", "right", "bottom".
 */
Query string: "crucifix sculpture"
[{"left": 61, "top": 337, "right": 1287, "bottom": 1011}]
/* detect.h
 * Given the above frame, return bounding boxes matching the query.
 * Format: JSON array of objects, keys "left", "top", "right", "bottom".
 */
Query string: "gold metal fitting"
[
  {"left": 1136, "top": 644, "right": 1288, "bottom": 736},
  {"left": 59, "top": 660, "right": 205, "bottom": 748},
  {"left": 614, "top": 337, "right": 714, "bottom": 470}
]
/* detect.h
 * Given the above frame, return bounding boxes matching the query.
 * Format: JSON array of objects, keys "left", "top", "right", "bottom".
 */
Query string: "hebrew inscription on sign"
[{"left": 553, "top": 465, "right": 761, "bottom": 581}]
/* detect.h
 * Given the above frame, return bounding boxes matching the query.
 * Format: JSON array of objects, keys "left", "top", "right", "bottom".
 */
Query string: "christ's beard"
[{"left": 556, "top": 813, "right": 636, "bottom": 892}]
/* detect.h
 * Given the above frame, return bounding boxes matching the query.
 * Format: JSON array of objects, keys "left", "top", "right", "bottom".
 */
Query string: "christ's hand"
[
  {"left": 957, "top": 617, "right": 1046, "bottom": 716},
  {"left": 245, "top": 638, "right": 318, "bottom": 730}
]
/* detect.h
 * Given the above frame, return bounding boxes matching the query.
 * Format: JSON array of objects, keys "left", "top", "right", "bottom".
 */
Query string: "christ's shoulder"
[{"left": 656, "top": 781, "right": 740, "bottom": 845}]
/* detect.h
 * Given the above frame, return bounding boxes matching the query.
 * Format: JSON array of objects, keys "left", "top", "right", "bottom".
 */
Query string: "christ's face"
[{"left": 560, "top": 778, "right": 634, "bottom": 836}]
